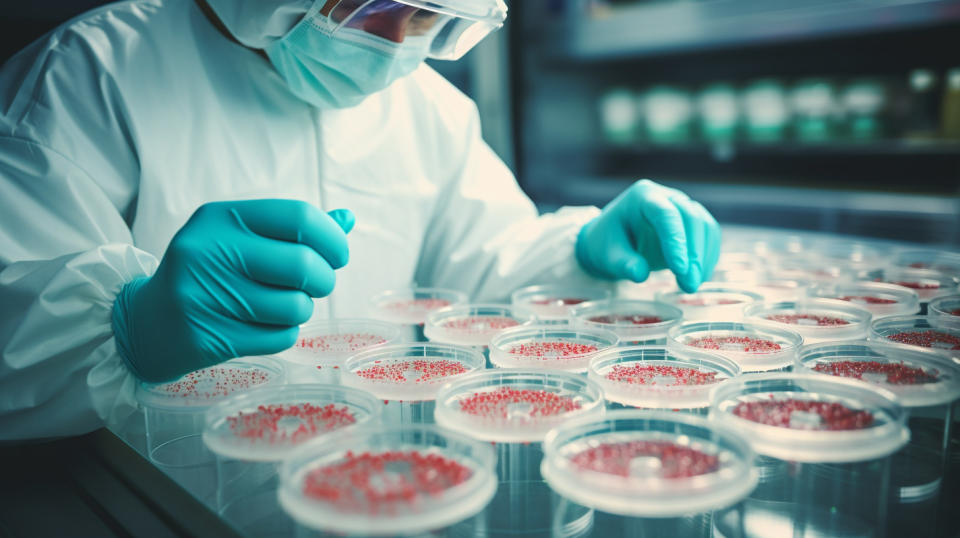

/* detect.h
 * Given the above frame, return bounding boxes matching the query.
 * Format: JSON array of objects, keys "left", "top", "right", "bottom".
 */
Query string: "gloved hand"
[
  {"left": 112, "top": 200, "right": 354, "bottom": 382},
  {"left": 576, "top": 179, "right": 720, "bottom": 293}
]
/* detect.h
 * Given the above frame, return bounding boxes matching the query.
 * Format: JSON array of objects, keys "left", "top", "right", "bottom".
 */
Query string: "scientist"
[{"left": 0, "top": 0, "right": 720, "bottom": 440}]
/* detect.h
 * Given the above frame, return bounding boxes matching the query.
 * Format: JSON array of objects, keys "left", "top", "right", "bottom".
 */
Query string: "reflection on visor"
[{"left": 326, "top": 0, "right": 445, "bottom": 43}]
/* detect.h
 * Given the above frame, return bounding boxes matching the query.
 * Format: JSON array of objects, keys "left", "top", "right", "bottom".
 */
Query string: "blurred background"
[{"left": 4, "top": 0, "right": 959, "bottom": 244}]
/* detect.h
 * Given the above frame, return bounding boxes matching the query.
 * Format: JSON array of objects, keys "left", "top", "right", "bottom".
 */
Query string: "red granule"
[
  {"left": 950, "top": 309, "right": 960, "bottom": 317},
  {"left": 302, "top": 450, "right": 473, "bottom": 514},
  {"left": 508, "top": 341, "right": 599, "bottom": 359},
  {"left": 891, "top": 281, "right": 940, "bottom": 290},
  {"left": 457, "top": 387, "right": 582, "bottom": 419},
  {"left": 812, "top": 360, "right": 938, "bottom": 385},
  {"left": 158, "top": 367, "right": 273, "bottom": 399},
  {"left": 605, "top": 364, "right": 719, "bottom": 386},
  {"left": 441, "top": 316, "right": 519, "bottom": 332},
  {"left": 687, "top": 336, "right": 782, "bottom": 353},
  {"left": 837, "top": 296, "right": 897, "bottom": 305},
  {"left": 732, "top": 398, "right": 874, "bottom": 430},
  {"left": 530, "top": 297, "right": 587, "bottom": 306},
  {"left": 908, "top": 262, "right": 928, "bottom": 269},
  {"left": 764, "top": 314, "right": 850, "bottom": 326},
  {"left": 569, "top": 440, "right": 719, "bottom": 479},
  {"left": 297, "top": 333, "right": 387, "bottom": 353},
  {"left": 588, "top": 314, "right": 664, "bottom": 325},
  {"left": 383, "top": 298, "right": 451, "bottom": 311},
  {"left": 886, "top": 331, "right": 960, "bottom": 351},
  {"left": 226, "top": 403, "right": 356, "bottom": 445},
  {"left": 356, "top": 359, "right": 468, "bottom": 384},
  {"left": 677, "top": 297, "right": 743, "bottom": 306}
]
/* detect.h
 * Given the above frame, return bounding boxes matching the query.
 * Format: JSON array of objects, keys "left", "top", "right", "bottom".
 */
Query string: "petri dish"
[
  {"left": 744, "top": 299, "right": 872, "bottom": 344},
  {"left": 815, "top": 239, "right": 884, "bottom": 271},
  {"left": 279, "top": 425, "right": 497, "bottom": 536},
  {"left": 541, "top": 410, "right": 757, "bottom": 517},
  {"left": 770, "top": 259, "right": 853, "bottom": 284},
  {"left": 810, "top": 281, "right": 920, "bottom": 320},
  {"left": 424, "top": 303, "right": 536, "bottom": 347},
  {"left": 137, "top": 357, "right": 286, "bottom": 413},
  {"left": 368, "top": 287, "right": 468, "bottom": 326},
  {"left": 667, "top": 321, "right": 802, "bottom": 373},
  {"left": 277, "top": 319, "right": 401, "bottom": 383},
  {"left": 745, "top": 278, "right": 811, "bottom": 303},
  {"left": 892, "top": 249, "right": 960, "bottom": 280},
  {"left": 510, "top": 283, "right": 612, "bottom": 321},
  {"left": 928, "top": 294, "right": 960, "bottom": 322},
  {"left": 866, "top": 267, "right": 958, "bottom": 302},
  {"left": 870, "top": 315, "right": 960, "bottom": 359},
  {"left": 435, "top": 369, "right": 604, "bottom": 444},
  {"left": 203, "top": 384, "right": 382, "bottom": 462},
  {"left": 617, "top": 269, "right": 679, "bottom": 301},
  {"left": 569, "top": 299, "right": 683, "bottom": 345},
  {"left": 588, "top": 346, "right": 740, "bottom": 410},
  {"left": 488, "top": 325, "right": 619, "bottom": 373},
  {"left": 657, "top": 285, "right": 762, "bottom": 321}
]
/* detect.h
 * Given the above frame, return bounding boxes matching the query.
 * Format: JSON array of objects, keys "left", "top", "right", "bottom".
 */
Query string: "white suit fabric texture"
[{"left": 0, "top": 0, "right": 600, "bottom": 440}]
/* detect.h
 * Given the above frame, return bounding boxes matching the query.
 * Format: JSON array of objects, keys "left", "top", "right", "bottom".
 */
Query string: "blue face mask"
[{"left": 265, "top": 13, "right": 431, "bottom": 109}]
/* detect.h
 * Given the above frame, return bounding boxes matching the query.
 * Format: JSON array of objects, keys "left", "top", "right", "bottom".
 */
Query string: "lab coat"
[{"left": 0, "top": 0, "right": 599, "bottom": 440}]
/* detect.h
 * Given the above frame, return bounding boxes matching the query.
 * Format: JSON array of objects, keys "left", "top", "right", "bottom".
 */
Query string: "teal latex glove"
[
  {"left": 576, "top": 180, "right": 720, "bottom": 293},
  {"left": 112, "top": 200, "right": 354, "bottom": 382}
]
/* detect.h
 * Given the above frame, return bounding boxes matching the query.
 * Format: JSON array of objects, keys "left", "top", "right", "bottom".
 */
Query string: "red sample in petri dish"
[
  {"left": 891, "top": 281, "right": 940, "bottom": 290},
  {"left": 764, "top": 314, "right": 850, "bottom": 326},
  {"left": 732, "top": 398, "right": 874, "bottom": 431},
  {"left": 355, "top": 359, "right": 468, "bottom": 383},
  {"left": 159, "top": 367, "right": 273, "bottom": 399},
  {"left": 677, "top": 297, "right": 743, "bottom": 306},
  {"left": 569, "top": 440, "right": 719, "bottom": 479},
  {"left": 442, "top": 316, "right": 520, "bottom": 331},
  {"left": 886, "top": 331, "right": 960, "bottom": 351},
  {"left": 837, "top": 296, "right": 897, "bottom": 305},
  {"left": 457, "top": 387, "right": 582, "bottom": 419},
  {"left": 812, "top": 361, "right": 937, "bottom": 386},
  {"left": 227, "top": 403, "right": 356, "bottom": 444},
  {"left": 383, "top": 298, "right": 452, "bottom": 311},
  {"left": 531, "top": 297, "right": 588, "bottom": 306},
  {"left": 508, "top": 341, "right": 599, "bottom": 359},
  {"left": 687, "top": 336, "right": 782, "bottom": 353},
  {"left": 301, "top": 450, "right": 473, "bottom": 514},
  {"left": 605, "top": 364, "right": 719, "bottom": 386},
  {"left": 588, "top": 314, "right": 664, "bottom": 325},
  {"left": 297, "top": 333, "right": 388, "bottom": 353}
]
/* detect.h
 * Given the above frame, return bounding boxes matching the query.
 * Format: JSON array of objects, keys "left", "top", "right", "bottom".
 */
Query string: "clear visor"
[{"left": 318, "top": 0, "right": 506, "bottom": 60}]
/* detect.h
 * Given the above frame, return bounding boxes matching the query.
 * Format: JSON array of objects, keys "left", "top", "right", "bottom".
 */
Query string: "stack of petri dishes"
[
  {"left": 276, "top": 319, "right": 400, "bottom": 384},
  {"left": 668, "top": 321, "right": 803, "bottom": 373},
  {"left": 279, "top": 425, "right": 497, "bottom": 537},
  {"left": 541, "top": 411, "right": 758, "bottom": 538},
  {"left": 797, "top": 342, "right": 960, "bottom": 537},
  {"left": 587, "top": 346, "right": 740, "bottom": 412},
  {"left": 810, "top": 281, "right": 920, "bottom": 320},
  {"left": 870, "top": 315, "right": 960, "bottom": 360},
  {"left": 710, "top": 373, "right": 909, "bottom": 538},
  {"left": 202, "top": 384, "right": 381, "bottom": 536},
  {"left": 510, "top": 283, "right": 612, "bottom": 323},
  {"left": 569, "top": 299, "right": 683, "bottom": 345},
  {"left": 341, "top": 343, "right": 484, "bottom": 426},
  {"left": 135, "top": 357, "right": 284, "bottom": 502},
  {"left": 744, "top": 299, "right": 872, "bottom": 345},
  {"left": 488, "top": 325, "right": 619, "bottom": 373},
  {"left": 657, "top": 285, "right": 763, "bottom": 322},
  {"left": 368, "top": 286, "right": 468, "bottom": 341},
  {"left": 435, "top": 370, "right": 605, "bottom": 537}
]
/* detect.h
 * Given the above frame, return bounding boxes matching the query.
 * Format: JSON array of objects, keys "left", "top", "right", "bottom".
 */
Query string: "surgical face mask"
[{"left": 265, "top": 11, "right": 432, "bottom": 109}]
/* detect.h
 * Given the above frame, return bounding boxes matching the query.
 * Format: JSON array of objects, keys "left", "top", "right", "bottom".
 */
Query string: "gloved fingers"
[
  {"left": 327, "top": 208, "right": 356, "bottom": 234},
  {"left": 229, "top": 200, "right": 352, "bottom": 269},
  {"left": 243, "top": 241, "right": 337, "bottom": 298},
  {"left": 243, "top": 286, "right": 315, "bottom": 327},
  {"left": 222, "top": 321, "right": 302, "bottom": 358},
  {"left": 599, "top": 225, "right": 653, "bottom": 283},
  {"left": 632, "top": 190, "right": 690, "bottom": 278},
  {"left": 670, "top": 196, "right": 707, "bottom": 293}
]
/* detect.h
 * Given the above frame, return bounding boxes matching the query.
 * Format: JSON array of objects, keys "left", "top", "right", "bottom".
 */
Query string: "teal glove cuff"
[{"left": 111, "top": 276, "right": 151, "bottom": 380}]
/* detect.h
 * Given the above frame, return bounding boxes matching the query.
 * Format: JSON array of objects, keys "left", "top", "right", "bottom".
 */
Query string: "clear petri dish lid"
[
  {"left": 667, "top": 321, "right": 803, "bottom": 372},
  {"left": 744, "top": 299, "right": 872, "bottom": 343},
  {"left": 569, "top": 299, "right": 683, "bottom": 343},
  {"left": 487, "top": 325, "right": 619, "bottom": 373},
  {"left": 368, "top": 287, "right": 468, "bottom": 325},
  {"left": 862, "top": 267, "right": 958, "bottom": 302},
  {"left": 617, "top": 270, "right": 679, "bottom": 301},
  {"left": 892, "top": 249, "right": 960, "bottom": 280},
  {"left": 588, "top": 346, "right": 740, "bottom": 409},
  {"left": 424, "top": 303, "right": 536, "bottom": 346},
  {"left": 136, "top": 357, "right": 284, "bottom": 411},
  {"left": 510, "top": 283, "right": 613, "bottom": 320},
  {"left": 928, "top": 295, "right": 960, "bottom": 322},
  {"left": 809, "top": 281, "right": 920, "bottom": 320},
  {"left": 434, "top": 369, "right": 605, "bottom": 443},
  {"left": 710, "top": 373, "right": 909, "bottom": 463},
  {"left": 770, "top": 259, "right": 853, "bottom": 283},
  {"left": 743, "top": 278, "right": 810, "bottom": 303},
  {"left": 541, "top": 410, "right": 757, "bottom": 517},
  {"left": 657, "top": 285, "right": 762, "bottom": 321},
  {"left": 279, "top": 319, "right": 402, "bottom": 367},
  {"left": 279, "top": 425, "right": 496, "bottom": 536},
  {"left": 341, "top": 343, "right": 485, "bottom": 401},
  {"left": 715, "top": 252, "right": 766, "bottom": 273},
  {"left": 797, "top": 341, "right": 960, "bottom": 408},
  {"left": 814, "top": 239, "right": 884, "bottom": 271},
  {"left": 202, "top": 383, "right": 382, "bottom": 462},
  {"left": 869, "top": 315, "right": 960, "bottom": 359}
]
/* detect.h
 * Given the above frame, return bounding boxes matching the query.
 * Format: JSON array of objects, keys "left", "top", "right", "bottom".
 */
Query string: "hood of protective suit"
[{"left": 206, "top": 0, "right": 313, "bottom": 49}]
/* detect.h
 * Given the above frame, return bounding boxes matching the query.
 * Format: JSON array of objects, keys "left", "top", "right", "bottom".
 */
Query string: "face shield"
[{"left": 315, "top": 0, "right": 508, "bottom": 60}]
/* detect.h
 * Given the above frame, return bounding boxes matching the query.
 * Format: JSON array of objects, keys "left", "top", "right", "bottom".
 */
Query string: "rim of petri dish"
[
  {"left": 809, "top": 281, "right": 920, "bottom": 319},
  {"left": 340, "top": 343, "right": 485, "bottom": 401},
  {"left": 424, "top": 303, "right": 536, "bottom": 346},
  {"left": 869, "top": 315, "right": 960, "bottom": 359},
  {"left": 569, "top": 299, "right": 684, "bottom": 342},
  {"left": 744, "top": 299, "right": 872, "bottom": 342},
  {"left": 279, "top": 318, "right": 402, "bottom": 366},
  {"left": 667, "top": 321, "right": 803, "bottom": 372},
  {"left": 510, "top": 283, "right": 613, "bottom": 320},
  {"left": 488, "top": 324, "right": 619, "bottom": 372},
  {"left": 136, "top": 357, "right": 285, "bottom": 411}
]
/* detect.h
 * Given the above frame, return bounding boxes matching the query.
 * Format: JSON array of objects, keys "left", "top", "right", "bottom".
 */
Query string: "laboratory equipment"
[
  {"left": 488, "top": 325, "right": 619, "bottom": 373},
  {"left": 864, "top": 267, "right": 958, "bottom": 305},
  {"left": 893, "top": 249, "right": 960, "bottom": 279},
  {"left": 368, "top": 286, "right": 468, "bottom": 341},
  {"left": 657, "top": 285, "right": 762, "bottom": 321},
  {"left": 511, "top": 283, "right": 612, "bottom": 322},
  {"left": 744, "top": 298, "right": 872, "bottom": 344},
  {"left": 424, "top": 303, "right": 536, "bottom": 347},
  {"left": 745, "top": 278, "right": 811, "bottom": 303},
  {"left": 667, "top": 321, "right": 802, "bottom": 373},
  {"left": 276, "top": 318, "right": 401, "bottom": 384},
  {"left": 870, "top": 315, "right": 960, "bottom": 359},
  {"left": 928, "top": 295, "right": 960, "bottom": 321},
  {"left": 810, "top": 281, "right": 920, "bottom": 320},
  {"left": 569, "top": 299, "right": 683, "bottom": 345}
]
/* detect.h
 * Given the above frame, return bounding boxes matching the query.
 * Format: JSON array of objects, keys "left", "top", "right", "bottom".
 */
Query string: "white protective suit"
[{"left": 0, "top": 0, "right": 600, "bottom": 440}]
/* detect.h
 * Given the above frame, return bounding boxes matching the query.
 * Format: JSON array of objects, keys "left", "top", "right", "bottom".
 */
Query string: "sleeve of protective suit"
[
  {"left": 0, "top": 32, "right": 153, "bottom": 440},
  {"left": 414, "top": 99, "right": 602, "bottom": 302}
]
